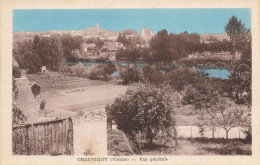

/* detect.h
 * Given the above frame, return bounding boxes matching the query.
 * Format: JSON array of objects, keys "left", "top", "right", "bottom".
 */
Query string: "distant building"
[
  {"left": 140, "top": 28, "right": 155, "bottom": 41},
  {"left": 41, "top": 66, "right": 47, "bottom": 73},
  {"left": 83, "top": 43, "right": 96, "bottom": 52},
  {"left": 42, "top": 34, "right": 50, "bottom": 38},
  {"left": 71, "top": 31, "right": 82, "bottom": 36},
  {"left": 103, "top": 41, "right": 123, "bottom": 51}
]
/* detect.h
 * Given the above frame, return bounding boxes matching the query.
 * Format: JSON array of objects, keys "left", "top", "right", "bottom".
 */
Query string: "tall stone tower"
[
  {"left": 96, "top": 23, "right": 100, "bottom": 30},
  {"left": 140, "top": 28, "right": 155, "bottom": 41}
]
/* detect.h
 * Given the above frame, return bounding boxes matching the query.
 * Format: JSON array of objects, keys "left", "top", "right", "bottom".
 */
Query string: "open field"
[
  {"left": 25, "top": 71, "right": 127, "bottom": 119},
  {"left": 27, "top": 72, "right": 113, "bottom": 92},
  {"left": 40, "top": 84, "right": 127, "bottom": 118}
]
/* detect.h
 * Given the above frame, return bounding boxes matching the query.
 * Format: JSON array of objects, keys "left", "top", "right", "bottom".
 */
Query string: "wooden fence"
[{"left": 12, "top": 118, "right": 73, "bottom": 155}]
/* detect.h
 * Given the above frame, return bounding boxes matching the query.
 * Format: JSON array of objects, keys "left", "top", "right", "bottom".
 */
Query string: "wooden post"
[
  {"left": 191, "top": 126, "right": 193, "bottom": 139},
  {"left": 238, "top": 128, "right": 240, "bottom": 139}
]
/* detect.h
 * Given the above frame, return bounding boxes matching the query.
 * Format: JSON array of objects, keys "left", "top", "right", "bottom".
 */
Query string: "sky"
[{"left": 13, "top": 9, "right": 251, "bottom": 34}]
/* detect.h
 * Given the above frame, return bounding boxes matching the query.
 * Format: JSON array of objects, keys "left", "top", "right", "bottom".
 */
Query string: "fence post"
[{"left": 191, "top": 126, "right": 193, "bottom": 139}]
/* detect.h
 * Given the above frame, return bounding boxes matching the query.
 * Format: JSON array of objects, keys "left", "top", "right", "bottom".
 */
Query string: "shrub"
[
  {"left": 76, "top": 110, "right": 84, "bottom": 116},
  {"left": 13, "top": 66, "right": 21, "bottom": 78},
  {"left": 107, "top": 129, "right": 134, "bottom": 156},
  {"left": 103, "top": 62, "right": 117, "bottom": 75},
  {"left": 87, "top": 64, "right": 113, "bottom": 81},
  {"left": 142, "top": 65, "right": 167, "bottom": 85},
  {"left": 12, "top": 104, "right": 27, "bottom": 125},
  {"left": 70, "top": 62, "right": 87, "bottom": 77},
  {"left": 119, "top": 66, "right": 142, "bottom": 85},
  {"left": 40, "top": 99, "right": 47, "bottom": 110},
  {"left": 60, "top": 63, "right": 71, "bottom": 73}
]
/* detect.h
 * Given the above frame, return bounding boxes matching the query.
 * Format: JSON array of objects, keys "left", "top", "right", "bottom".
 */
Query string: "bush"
[
  {"left": 12, "top": 104, "right": 27, "bottom": 125},
  {"left": 142, "top": 65, "right": 167, "bottom": 85},
  {"left": 87, "top": 64, "right": 113, "bottom": 81},
  {"left": 13, "top": 66, "right": 21, "bottom": 78},
  {"left": 70, "top": 62, "right": 87, "bottom": 77},
  {"left": 40, "top": 99, "right": 47, "bottom": 110},
  {"left": 60, "top": 63, "right": 71, "bottom": 73},
  {"left": 76, "top": 110, "right": 84, "bottom": 116},
  {"left": 107, "top": 129, "right": 134, "bottom": 156},
  {"left": 104, "top": 62, "right": 117, "bottom": 75},
  {"left": 119, "top": 66, "right": 142, "bottom": 85}
]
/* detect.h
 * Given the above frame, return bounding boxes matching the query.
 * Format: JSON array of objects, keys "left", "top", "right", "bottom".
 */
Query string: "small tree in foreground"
[
  {"left": 214, "top": 97, "right": 249, "bottom": 139},
  {"left": 106, "top": 83, "right": 178, "bottom": 147},
  {"left": 12, "top": 104, "right": 27, "bottom": 126},
  {"left": 199, "top": 96, "right": 250, "bottom": 139}
]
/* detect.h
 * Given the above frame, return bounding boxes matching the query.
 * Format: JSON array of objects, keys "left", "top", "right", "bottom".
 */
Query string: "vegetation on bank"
[{"left": 106, "top": 16, "right": 252, "bottom": 155}]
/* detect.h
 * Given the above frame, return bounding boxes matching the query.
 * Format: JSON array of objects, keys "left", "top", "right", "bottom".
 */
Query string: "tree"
[
  {"left": 49, "top": 35, "right": 64, "bottom": 71},
  {"left": 239, "top": 108, "right": 251, "bottom": 142},
  {"left": 213, "top": 97, "right": 248, "bottom": 139},
  {"left": 23, "top": 52, "right": 42, "bottom": 73},
  {"left": 36, "top": 36, "right": 51, "bottom": 67},
  {"left": 225, "top": 16, "right": 252, "bottom": 105},
  {"left": 61, "top": 34, "right": 83, "bottom": 58},
  {"left": 183, "top": 78, "right": 221, "bottom": 138},
  {"left": 167, "top": 67, "right": 201, "bottom": 92},
  {"left": 150, "top": 29, "right": 172, "bottom": 62},
  {"left": 103, "top": 61, "right": 116, "bottom": 75},
  {"left": 13, "top": 39, "right": 34, "bottom": 69},
  {"left": 71, "top": 49, "right": 82, "bottom": 58},
  {"left": 106, "top": 83, "right": 178, "bottom": 146},
  {"left": 33, "top": 35, "right": 40, "bottom": 51},
  {"left": 225, "top": 16, "right": 250, "bottom": 52}
]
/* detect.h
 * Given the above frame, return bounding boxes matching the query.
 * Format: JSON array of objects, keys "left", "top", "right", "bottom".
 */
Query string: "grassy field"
[
  {"left": 107, "top": 130, "right": 251, "bottom": 155},
  {"left": 27, "top": 72, "right": 127, "bottom": 119},
  {"left": 107, "top": 129, "right": 134, "bottom": 156},
  {"left": 27, "top": 72, "right": 112, "bottom": 92},
  {"left": 107, "top": 104, "right": 251, "bottom": 155},
  {"left": 26, "top": 72, "right": 127, "bottom": 120},
  {"left": 141, "top": 137, "right": 251, "bottom": 155}
]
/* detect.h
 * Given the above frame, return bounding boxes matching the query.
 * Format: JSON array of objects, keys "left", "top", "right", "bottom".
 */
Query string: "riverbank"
[{"left": 66, "top": 59, "right": 231, "bottom": 79}]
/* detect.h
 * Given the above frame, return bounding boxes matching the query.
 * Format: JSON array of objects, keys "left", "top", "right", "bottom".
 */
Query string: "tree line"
[
  {"left": 13, "top": 34, "right": 83, "bottom": 74},
  {"left": 115, "top": 30, "right": 235, "bottom": 62}
]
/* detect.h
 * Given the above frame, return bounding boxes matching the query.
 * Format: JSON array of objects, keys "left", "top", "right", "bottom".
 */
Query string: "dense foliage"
[{"left": 106, "top": 83, "right": 178, "bottom": 145}]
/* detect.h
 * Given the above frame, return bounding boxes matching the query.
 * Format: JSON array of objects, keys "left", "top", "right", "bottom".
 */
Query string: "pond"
[{"left": 67, "top": 61, "right": 231, "bottom": 79}]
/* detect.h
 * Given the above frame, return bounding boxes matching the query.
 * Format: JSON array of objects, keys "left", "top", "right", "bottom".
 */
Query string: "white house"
[{"left": 41, "top": 66, "right": 47, "bottom": 73}]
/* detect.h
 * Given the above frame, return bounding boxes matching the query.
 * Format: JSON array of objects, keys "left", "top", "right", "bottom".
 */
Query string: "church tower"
[{"left": 96, "top": 23, "right": 100, "bottom": 30}]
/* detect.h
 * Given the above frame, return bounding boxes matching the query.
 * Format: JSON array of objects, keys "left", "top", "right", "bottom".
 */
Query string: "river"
[{"left": 67, "top": 61, "right": 231, "bottom": 79}]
